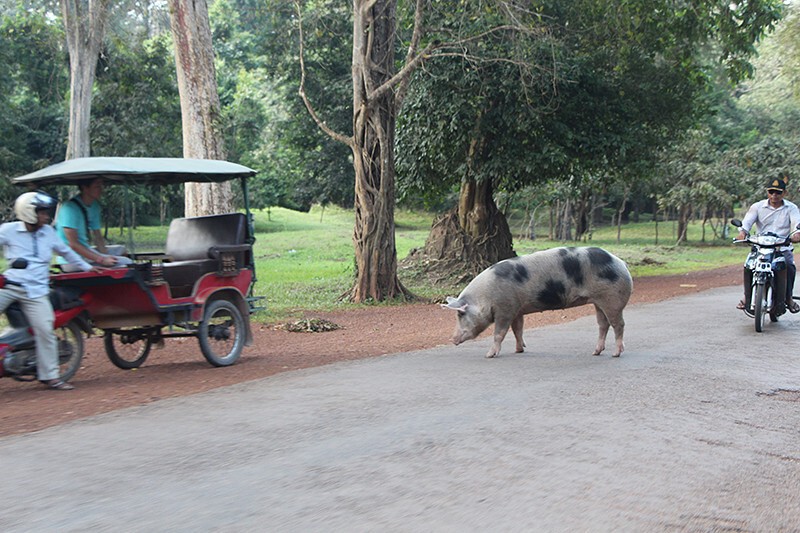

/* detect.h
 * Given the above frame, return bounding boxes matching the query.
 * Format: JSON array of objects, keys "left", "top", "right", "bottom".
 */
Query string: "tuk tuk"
[{"left": 12, "top": 157, "right": 260, "bottom": 368}]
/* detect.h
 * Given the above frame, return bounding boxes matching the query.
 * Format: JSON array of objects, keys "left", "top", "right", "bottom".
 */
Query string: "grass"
[
  {"left": 513, "top": 220, "right": 743, "bottom": 278},
  {"left": 251, "top": 206, "right": 434, "bottom": 320},
  {"left": 246, "top": 208, "right": 743, "bottom": 321},
  {"left": 3, "top": 207, "right": 739, "bottom": 323}
]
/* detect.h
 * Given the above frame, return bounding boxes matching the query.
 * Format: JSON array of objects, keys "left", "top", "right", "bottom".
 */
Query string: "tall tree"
[
  {"left": 61, "top": 0, "right": 112, "bottom": 159},
  {"left": 297, "top": 0, "right": 539, "bottom": 301},
  {"left": 398, "top": 0, "right": 783, "bottom": 274},
  {"left": 297, "top": 0, "right": 430, "bottom": 302},
  {"left": 168, "top": 0, "right": 232, "bottom": 216}
]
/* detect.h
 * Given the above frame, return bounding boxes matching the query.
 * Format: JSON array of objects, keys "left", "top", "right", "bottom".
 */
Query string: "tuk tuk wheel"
[
  {"left": 104, "top": 330, "right": 153, "bottom": 369},
  {"left": 199, "top": 299, "right": 245, "bottom": 367}
]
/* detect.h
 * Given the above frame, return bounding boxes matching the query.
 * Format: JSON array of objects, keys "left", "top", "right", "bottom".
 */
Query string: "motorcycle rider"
[
  {"left": 736, "top": 175, "right": 800, "bottom": 314},
  {"left": 0, "top": 191, "right": 96, "bottom": 390}
]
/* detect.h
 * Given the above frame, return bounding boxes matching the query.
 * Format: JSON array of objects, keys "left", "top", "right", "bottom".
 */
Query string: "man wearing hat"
[{"left": 737, "top": 174, "right": 800, "bottom": 314}]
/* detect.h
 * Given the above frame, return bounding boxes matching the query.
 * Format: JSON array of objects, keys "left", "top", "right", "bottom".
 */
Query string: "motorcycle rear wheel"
[{"left": 56, "top": 320, "right": 84, "bottom": 382}]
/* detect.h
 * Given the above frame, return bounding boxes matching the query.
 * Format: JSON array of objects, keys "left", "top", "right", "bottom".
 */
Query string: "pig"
[{"left": 442, "top": 246, "right": 632, "bottom": 358}]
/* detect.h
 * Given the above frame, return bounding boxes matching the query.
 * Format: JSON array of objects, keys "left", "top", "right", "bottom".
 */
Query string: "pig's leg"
[
  {"left": 609, "top": 311, "right": 625, "bottom": 357},
  {"left": 511, "top": 314, "right": 526, "bottom": 353},
  {"left": 487, "top": 321, "right": 511, "bottom": 358},
  {"left": 593, "top": 305, "right": 610, "bottom": 356},
  {"left": 595, "top": 304, "right": 626, "bottom": 357}
]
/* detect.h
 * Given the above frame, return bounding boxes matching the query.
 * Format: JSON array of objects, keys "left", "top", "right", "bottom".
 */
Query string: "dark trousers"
[{"left": 742, "top": 249, "right": 795, "bottom": 313}]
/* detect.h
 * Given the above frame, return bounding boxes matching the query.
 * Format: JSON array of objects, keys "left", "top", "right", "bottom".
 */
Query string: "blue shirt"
[
  {"left": 55, "top": 196, "right": 102, "bottom": 265},
  {"left": 0, "top": 221, "right": 91, "bottom": 299},
  {"left": 56, "top": 196, "right": 102, "bottom": 247}
]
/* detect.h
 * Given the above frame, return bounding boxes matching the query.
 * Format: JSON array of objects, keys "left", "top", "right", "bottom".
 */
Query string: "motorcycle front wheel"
[
  {"left": 56, "top": 320, "right": 84, "bottom": 382},
  {"left": 754, "top": 282, "right": 770, "bottom": 332}
]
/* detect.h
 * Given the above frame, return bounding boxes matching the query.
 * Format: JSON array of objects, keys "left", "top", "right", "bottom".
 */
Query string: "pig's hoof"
[
  {"left": 612, "top": 352, "right": 621, "bottom": 358},
  {"left": 485, "top": 352, "right": 497, "bottom": 358}
]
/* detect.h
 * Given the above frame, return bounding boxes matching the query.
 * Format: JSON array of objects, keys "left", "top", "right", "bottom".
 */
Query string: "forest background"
[{"left": 2, "top": 0, "right": 800, "bottom": 304}]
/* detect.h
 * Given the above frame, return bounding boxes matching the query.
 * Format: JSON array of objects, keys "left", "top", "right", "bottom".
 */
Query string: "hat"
[{"left": 767, "top": 178, "right": 787, "bottom": 192}]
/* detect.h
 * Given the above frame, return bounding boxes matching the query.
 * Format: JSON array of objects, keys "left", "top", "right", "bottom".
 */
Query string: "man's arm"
[
  {"left": 63, "top": 227, "right": 116, "bottom": 266},
  {"left": 53, "top": 235, "right": 93, "bottom": 272},
  {"left": 738, "top": 202, "right": 760, "bottom": 239},
  {"left": 91, "top": 229, "right": 109, "bottom": 254},
  {"left": 789, "top": 204, "right": 800, "bottom": 243}
]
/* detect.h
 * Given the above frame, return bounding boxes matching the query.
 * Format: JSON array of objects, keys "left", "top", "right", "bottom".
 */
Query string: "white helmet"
[{"left": 14, "top": 191, "right": 57, "bottom": 224}]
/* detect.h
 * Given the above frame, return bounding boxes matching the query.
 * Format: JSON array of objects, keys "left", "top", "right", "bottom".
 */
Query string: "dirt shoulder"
[{"left": 0, "top": 265, "right": 740, "bottom": 437}]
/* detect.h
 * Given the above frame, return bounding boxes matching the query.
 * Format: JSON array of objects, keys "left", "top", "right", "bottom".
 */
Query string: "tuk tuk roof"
[{"left": 12, "top": 157, "right": 257, "bottom": 187}]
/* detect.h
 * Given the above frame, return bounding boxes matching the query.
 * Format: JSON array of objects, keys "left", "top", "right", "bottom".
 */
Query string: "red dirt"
[{"left": 0, "top": 265, "right": 740, "bottom": 437}]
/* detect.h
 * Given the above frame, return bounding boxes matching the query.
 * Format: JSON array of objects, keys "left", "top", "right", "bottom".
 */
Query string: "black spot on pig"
[
  {"left": 587, "top": 247, "right": 620, "bottom": 282},
  {"left": 538, "top": 279, "right": 566, "bottom": 309},
  {"left": 491, "top": 259, "right": 530, "bottom": 284},
  {"left": 587, "top": 247, "right": 613, "bottom": 265},
  {"left": 561, "top": 254, "right": 584, "bottom": 286}
]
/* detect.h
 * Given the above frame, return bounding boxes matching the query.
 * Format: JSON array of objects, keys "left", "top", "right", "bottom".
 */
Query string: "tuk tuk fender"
[{"left": 195, "top": 287, "right": 254, "bottom": 346}]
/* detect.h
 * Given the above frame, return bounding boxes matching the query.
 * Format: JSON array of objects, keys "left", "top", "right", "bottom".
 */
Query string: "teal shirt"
[{"left": 55, "top": 196, "right": 102, "bottom": 263}]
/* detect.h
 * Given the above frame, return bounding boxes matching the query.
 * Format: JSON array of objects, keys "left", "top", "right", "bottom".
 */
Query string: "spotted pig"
[{"left": 442, "top": 247, "right": 632, "bottom": 358}]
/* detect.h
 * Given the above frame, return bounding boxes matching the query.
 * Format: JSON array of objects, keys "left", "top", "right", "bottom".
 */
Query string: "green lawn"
[
  {"left": 246, "top": 207, "right": 743, "bottom": 321},
  {"left": 3, "top": 207, "right": 741, "bottom": 323}
]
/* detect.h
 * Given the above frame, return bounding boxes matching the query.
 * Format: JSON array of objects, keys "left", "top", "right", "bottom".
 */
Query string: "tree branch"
[
  {"left": 295, "top": 0, "right": 352, "bottom": 147},
  {"left": 394, "top": 0, "right": 425, "bottom": 112},
  {"left": 378, "top": 23, "right": 549, "bottom": 111}
]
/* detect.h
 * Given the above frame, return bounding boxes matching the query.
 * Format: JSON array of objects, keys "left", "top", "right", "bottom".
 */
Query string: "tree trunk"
[
  {"left": 555, "top": 198, "right": 573, "bottom": 241},
  {"left": 417, "top": 178, "right": 514, "bottom": 279},
  {"left": 348, "top": 0, "right": 410, "bottom": 302},
  {"left": 61, "top": 0, "right": 111, "bottom": 160},
  {"left": 169, "top": 0, "right": 232, "bottom": 216},
  {"left": 676, "top": 204, "right": 691, "bottom": 244},
  {"left": 615, "top": 186, "right": 630, "bottom": 244}
]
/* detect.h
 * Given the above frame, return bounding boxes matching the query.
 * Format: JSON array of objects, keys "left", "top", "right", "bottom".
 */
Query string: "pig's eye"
[{"left": 457, "top": 310, "right": 465, "bottom": 317}]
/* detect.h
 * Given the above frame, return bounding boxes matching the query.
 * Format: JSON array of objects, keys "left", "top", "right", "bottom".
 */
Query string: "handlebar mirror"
[
  {"left": 10, "top": 258, "right": 28, "bottom": 269},
  {"left": 730, "top": 219, "right": 743, "bottom": 228}
]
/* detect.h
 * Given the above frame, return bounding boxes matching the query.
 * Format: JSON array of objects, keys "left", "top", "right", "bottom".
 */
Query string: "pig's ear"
[{"left": 441, "top": 297, "right": 469, "bottom": 313}]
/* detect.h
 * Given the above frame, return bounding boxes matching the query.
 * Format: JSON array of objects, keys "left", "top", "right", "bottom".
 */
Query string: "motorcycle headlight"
[{"left": 755, "top": 235, "right": 781, "bottom": 246}]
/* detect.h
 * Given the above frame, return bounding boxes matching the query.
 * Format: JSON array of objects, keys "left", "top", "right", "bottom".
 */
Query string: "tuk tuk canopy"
[{"left": 12, "top": 157, "right": 257, "bottom": 187}]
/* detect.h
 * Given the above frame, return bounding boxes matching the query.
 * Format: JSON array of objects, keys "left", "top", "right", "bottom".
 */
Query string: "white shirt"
[
  {"left": 0, "top": 221, "right": 91, "bottom": 299},
  {"left": 741, "top": 198, "right": 800, "bottom": 251}
]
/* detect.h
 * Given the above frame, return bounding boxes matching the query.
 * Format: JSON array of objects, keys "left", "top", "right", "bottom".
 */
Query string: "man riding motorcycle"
[
  {"left": 737, "top": 176, "right": 800, "bottom": 315},
  {"left": 0, "top": 192, "right": 96, "bottom": 390}
]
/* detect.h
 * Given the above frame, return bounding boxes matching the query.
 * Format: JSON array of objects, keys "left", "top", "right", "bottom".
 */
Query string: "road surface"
[{"left": 2, "top": 286, "right": 800, "bottom": 531}]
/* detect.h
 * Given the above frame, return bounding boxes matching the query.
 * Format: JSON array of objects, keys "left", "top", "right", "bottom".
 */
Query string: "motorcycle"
[
  {"left": 731, "top": 219, "right": 800, "bottom": 332},
  {"left": 0, "top": 259, "right": 92, "bottom": 382}
]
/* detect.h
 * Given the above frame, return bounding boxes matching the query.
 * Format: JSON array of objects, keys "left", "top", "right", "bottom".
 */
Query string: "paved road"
[{"left": 3, "top": 286, "right": 800, "bottom": 532}]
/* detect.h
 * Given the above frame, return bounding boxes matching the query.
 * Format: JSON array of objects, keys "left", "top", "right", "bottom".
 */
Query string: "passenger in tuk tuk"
[
  {"left": 55, "top": 178, "right": 133, "bottom": 272},
  {"left": 0, "top": 192, "right": 97, "bottom": 389}
]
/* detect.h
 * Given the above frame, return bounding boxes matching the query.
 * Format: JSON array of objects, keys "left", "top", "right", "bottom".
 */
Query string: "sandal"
[
  {"left": 789, "top": 301, "right": 800, "bottom": 314},
  {"left": 39, "top": 379, "right": 75, "bottom": 390},
  {"left": 736, "top": 300, "right": 746, "bottom": 310}
]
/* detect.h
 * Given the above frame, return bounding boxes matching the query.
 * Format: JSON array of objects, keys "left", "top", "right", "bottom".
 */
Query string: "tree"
[
  {"left": 296, "top": 0, "right": 434, "bottom": 302},
  {"left": 297, "top": 0, "right": 544, "bottom": 301},
  {"left": 168, "top": 0, "right": 232, "bottom": 216},
  {"left": 0, "top": 6, "right": 68, "bottom": 212},
  {"left": 398, "top": 0, "right": 783, "bottom": 272},
  {"left": 61, "top": 0, "right": 112, "bottom": 159}
]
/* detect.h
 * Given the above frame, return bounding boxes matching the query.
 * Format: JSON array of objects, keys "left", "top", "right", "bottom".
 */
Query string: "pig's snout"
[{"left": 452, "top": 328, "right": 473, "bottom": 346}]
